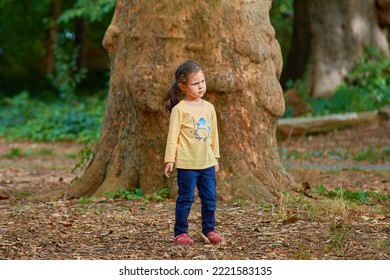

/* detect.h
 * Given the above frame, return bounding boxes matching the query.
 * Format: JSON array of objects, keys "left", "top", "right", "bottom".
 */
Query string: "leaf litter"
[{"left": 0, "top": 121, "right": 389, "bottom": 260}]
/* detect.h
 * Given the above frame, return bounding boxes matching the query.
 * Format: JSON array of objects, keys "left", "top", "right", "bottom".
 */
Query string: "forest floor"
[{"left": 0, "top": 121, "right": 389, "bottom": 260}]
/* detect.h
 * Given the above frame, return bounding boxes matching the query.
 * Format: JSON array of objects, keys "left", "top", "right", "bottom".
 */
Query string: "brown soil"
[{"left": 0, "top": 121, "right": 389, "bottom": 260}]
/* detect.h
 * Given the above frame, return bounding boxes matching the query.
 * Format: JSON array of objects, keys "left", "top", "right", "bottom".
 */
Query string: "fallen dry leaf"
[{"left": 373, "top": 214, "right": 386, "bottom": 220}]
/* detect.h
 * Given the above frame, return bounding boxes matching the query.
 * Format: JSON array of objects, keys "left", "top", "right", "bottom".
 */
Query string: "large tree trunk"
[
  {"left": 308, "top": 0, "right": 389, "bottom": 97},
  {"left": 282, "top": 0, "right": 389, "bottom": 98},
  {"left": 65, "top": 0, "right": 294, "bottom": 203}
]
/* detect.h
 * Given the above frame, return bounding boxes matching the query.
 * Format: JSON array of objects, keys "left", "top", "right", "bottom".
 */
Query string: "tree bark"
[
  {"left": 307, "top": 0, "right": 389, "bottom": 97},
  {"left": 376, "top": 0, "right": 390, "bottom": 41},
  {"left": 75, "top": 19, "right": 89, "bottom": 69},
  {"left": 281, "top": 0, "right": 389, "bottom": 98},
  {"left": 65, "top": 0, "right": 295, "bottom": 203},
  {"left": 42, "top": 0, "right": 62, "bottom": 74}
]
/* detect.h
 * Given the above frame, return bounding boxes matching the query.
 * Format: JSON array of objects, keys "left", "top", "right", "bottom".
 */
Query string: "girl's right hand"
[{"left": 164, "top": 162, "right": 174, "bottom": 178}]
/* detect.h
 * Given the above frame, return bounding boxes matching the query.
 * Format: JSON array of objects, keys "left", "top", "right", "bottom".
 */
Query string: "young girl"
[{"left": 164, "top": 60, "right": 225, "bottom": 245}]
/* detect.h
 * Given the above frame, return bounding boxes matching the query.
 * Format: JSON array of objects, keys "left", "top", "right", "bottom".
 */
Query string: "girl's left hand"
[
  {"left": 215, "top": 163, "right": 220, "bottom": 173},
  {"left": 164, "top": 162, "right": 174, "bottom": 177}
]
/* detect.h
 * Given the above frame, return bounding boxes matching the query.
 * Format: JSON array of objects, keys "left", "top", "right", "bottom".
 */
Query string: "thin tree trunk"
[
  {"left": 42, "top": 0, "right": 62, "bottom": 74},
  {"left": 376, "top": 0, "right": 390, "bottom": 41},
  {"left": 280, "top": 0, "right": 311, "bottom": 89},
  {"left": 75, "top": 19, "right": 89, "bottom": 69}
]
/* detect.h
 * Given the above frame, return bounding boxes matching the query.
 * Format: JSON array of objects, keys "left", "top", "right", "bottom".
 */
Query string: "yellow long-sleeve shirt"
[{"left": 164, "top": 100, "right": 220, "bottom": 169}]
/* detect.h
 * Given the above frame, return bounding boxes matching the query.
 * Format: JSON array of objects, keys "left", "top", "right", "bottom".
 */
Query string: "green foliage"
[
  {"left": 71, "top": 140, "right": 95, "bottom": 181},
  {"left": 75, "top": 188, "right": 170, "bottom": 205},
  {"left": 313, "top": 185, "right": 390, "bottom": 203},
  {"left": 47, "top": 0, "right": 116, "bottom": 100},
  {"left": 0, "top": 92, "right": 104, "bottom": 142},
  {"left": 143, "top": 188, "right": 170, "bottom": 202},
  {"left": 0, "top": 91, "right": 36, "bottom": 129},
  {"left": 0, "top": 0, "right": 53, "bottom": 92},
  {"left": 59, "top": 0, "right": 116, "bottom": 23},
  {"left": 270, "top": 0, "right": 294, "bottom": 61},
  {"left": 353, "top": 145, "right": 390, "bottom": 162},
  {"left": 77, "top": 196, "right": 93, "bottom": 204},
  {"left": 105, "top": 188, "right": 169, "bottom": 202},
  {"left": 2, "top": 147, "right": 24, "bottom": 159},
  {"left": 0, "top": 0, "right": 113, "bottom": 96},
  {"left": 285, "top": 47, "right": 390, "bottom": 117},
  {"left": 107, "top": 188, "right": 145, "bottom": 201},
  {"left": 48, "top": 44, "right": 88, "bottom": 100},
  {"left": 345, "top": 47, "right": 390, "bottom": 103},
  {"left": 1, "top": 146, "right": 54, "bottom": 159},
  {"left": 279, "top": 147, "right": 311, "bottom": 160}
]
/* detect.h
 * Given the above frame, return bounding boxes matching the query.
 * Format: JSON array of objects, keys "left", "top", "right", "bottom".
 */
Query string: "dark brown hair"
[{"left": 165, "top": 60, "right": 202, "bottom": 112}]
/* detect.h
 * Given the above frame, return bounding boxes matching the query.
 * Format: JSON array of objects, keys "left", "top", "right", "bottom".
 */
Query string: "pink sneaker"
[
  {"left": 206, "top": 231, "right": 225, "bottom": 244},
  {"left": 173, "top": 233, "right": 194, "bottom": 245}
]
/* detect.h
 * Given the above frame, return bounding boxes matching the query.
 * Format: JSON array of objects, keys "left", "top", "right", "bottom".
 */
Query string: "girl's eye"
[{"left": 190, "top": 80, "right": 205, "bottom": 86}]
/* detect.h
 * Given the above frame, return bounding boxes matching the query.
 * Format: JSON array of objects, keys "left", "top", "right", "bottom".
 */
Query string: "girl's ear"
[{"left": 178, "top": 83, "right": 186, "bottom": 92}]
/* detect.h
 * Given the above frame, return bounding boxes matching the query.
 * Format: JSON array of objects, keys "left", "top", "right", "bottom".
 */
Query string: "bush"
[
  {"left": 284, "top": 47, "right": 390, "bottom": 117},
  {"left": 0, "top": 92, "right": 104, "bottom": 142}
]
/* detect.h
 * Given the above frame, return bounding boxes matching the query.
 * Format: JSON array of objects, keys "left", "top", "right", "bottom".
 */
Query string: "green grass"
[
  {"left": 1, "top": 147, "right": 56, "bottom": 159},
  {"left": 313, "top": 184, "right": 390, "bottom": 203},
  {"left": 35, "top": 148, "right": 54, "bottom": 156},
  {"left": 353, "top": 145, "right": 390, "bottom": 161},
  {"left": 280, "top": 145, "right": 390, "bottom": 162},
  {"left": 2, "top": 147, "right": 26, "bottom": 159},
  {"left": 76, "top": 188, "right": 170, "bottom": 205}
]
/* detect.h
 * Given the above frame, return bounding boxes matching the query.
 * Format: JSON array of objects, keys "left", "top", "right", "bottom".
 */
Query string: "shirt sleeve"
[
  {"left": 164, "top": 107, "right": 181, "bottom": 163},
  {"left": 210, "top": 105, "right": 220, "bottom": 159}
]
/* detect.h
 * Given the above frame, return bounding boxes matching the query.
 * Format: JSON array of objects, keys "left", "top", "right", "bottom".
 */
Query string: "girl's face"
[{"left": 179, "top": 70, "right": 206, "bottom": 102}]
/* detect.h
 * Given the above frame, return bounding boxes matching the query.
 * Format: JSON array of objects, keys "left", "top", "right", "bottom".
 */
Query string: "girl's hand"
[
  {"left": 215, "top": 163, "right": 220, "bottom": 173},
  {"left": 164, "top": 162, "right": 174, "bottom": 177}
]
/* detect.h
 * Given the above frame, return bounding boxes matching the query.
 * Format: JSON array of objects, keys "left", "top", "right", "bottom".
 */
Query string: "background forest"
[{"left": 0, "top": 0, "right": 389, "bottom": 143}]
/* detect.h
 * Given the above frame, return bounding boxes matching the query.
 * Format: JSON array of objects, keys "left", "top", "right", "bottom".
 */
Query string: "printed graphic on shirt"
[{"left": 192, "top": 116, "right": 211, "bottom": 141}]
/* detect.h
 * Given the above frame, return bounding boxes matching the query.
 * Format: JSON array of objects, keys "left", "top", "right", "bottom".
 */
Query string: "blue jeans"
[{"left": 174, "top": 166, "right": 217, "bottom": 237}]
